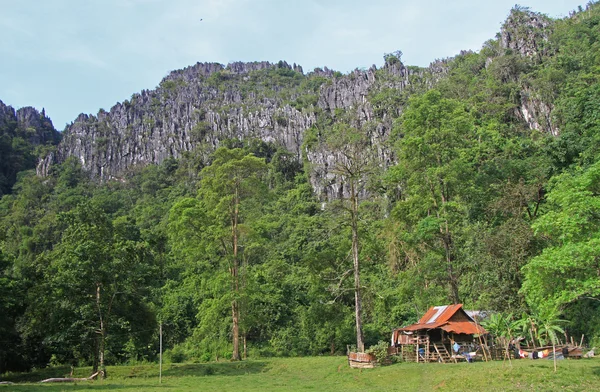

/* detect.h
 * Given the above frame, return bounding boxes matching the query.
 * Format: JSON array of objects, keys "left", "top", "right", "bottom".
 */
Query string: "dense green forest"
[{"left": 2, "top": 4, "right": 600, "bottom": 375}]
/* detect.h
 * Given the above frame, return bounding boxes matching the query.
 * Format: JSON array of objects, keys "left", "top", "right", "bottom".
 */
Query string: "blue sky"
[{"left": 0, "top": 0, "right": 586, "bottom": 130}]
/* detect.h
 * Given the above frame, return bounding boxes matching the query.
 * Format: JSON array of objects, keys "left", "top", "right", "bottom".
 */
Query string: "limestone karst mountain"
[
  {"left": 0, "top": 100, "right": 60, "bottom": 195},
  {"left": 31, "top": 7, "right": 556, "bottom": 199}
]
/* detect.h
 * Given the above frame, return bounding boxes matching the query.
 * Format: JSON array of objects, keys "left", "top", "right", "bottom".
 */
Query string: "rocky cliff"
[
  {"left": 39, "top": 61, "right": 315, "bottom": 180},
  {"left": 36, "top": 58, "right": 449, "bottom": 199},
  {"left": 36, "top": 7, "right": 563, "bottom": 199},
  {"left": 0, "top": 100, "right": 60, "bottom": 194},
  {"left": 499, "top": 7, "right": 558, "bottom": 135},
  {"left": 0, "top": 101, "right": 59, "bottom": 146}
]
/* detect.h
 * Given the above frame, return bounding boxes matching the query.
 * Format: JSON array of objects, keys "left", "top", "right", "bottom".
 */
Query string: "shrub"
[{"left": 366, "top": 340, "right": 389, "bottom": 363}]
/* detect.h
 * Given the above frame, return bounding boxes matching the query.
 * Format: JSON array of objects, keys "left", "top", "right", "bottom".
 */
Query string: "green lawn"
[{"left": 2, "top": 356, "right": 599, "bottom": 391}]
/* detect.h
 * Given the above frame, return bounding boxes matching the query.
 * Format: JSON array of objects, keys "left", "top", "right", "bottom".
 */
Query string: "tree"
[
  {"left": 482, "top": 312, "right": 515, "bottom": 365},
  {"left": 522, "top": 161, "right": 600, "bottom": 313},
  {"left": 197, "top": 148, "right": 267, "bottom": 360},
  {"left": 390, "top": 89, "right": 475, "bottom": 304},
  {"left": 536, "top": 307, "right": 565, "bottom": 372},
  {"left": 0, "top": 249, "right": 25, "bottom": 373},
  {"left": 43, "top": 201, "right": 156, "bottom": 377},
  {"left": 324, "top": 123, "right": 377, "bottom": 353},
  {"left": 383, "top": 50, "right": 403, "bottom": 66}
]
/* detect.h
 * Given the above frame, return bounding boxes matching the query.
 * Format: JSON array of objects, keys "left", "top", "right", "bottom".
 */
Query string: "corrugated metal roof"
[
  {"left": 426, "top": 305, "right": 448, "bottom": 324},
  {"left": 394, "top": 304, "right": 488, "bottom": 335},
  {"left": 417, "top": 304, "right": 464, "bottom": 325},
  {"left": 440, "top": 321, "right": 487, "bottom": 335}
]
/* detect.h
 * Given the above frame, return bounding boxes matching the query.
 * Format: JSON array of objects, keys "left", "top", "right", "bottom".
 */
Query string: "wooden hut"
[{"left": 390, "top": 304, "right": 488, "bottom": 363}]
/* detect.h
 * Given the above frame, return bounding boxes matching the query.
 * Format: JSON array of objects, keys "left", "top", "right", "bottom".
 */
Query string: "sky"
[{"left": 0, "top": 0, "right": 587, "bottom": 130}]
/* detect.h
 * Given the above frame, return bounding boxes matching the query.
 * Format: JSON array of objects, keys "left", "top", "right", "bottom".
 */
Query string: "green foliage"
[
  {"left": 207, "top": 71, "right": 233, "bottom": 87},
  {"left": 5, "top": 4, "right": 600, "bottom": 373},
  {"left": 389, "top": 89, "right": 476, "bottom": 303},
  {"left": 383, "top": 50, "right": 403, "bottom": 66},
  {"left": 522, "top": 161, "right": 600, "bottom": 313},
  {"left": 366, "top": 340, "right": 390, "bottom": 363},
  {"left": 0, "top": 109, "right": 60, "bottom": 196},
  {"left": 189, "top": 121, "right": 211, "bottom": 142}
]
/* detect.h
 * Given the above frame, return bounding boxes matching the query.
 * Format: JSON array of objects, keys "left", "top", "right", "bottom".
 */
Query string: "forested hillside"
[
  {"left": 1, "top": 3, "right": 600, "bottom": 374},
  {"left": 0, "top": 102, "right": 60, "bottom": 197}
]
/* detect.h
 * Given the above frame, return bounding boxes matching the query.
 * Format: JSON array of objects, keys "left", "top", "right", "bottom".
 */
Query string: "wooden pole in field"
[
  {"left": 159, "top": 322, "right": 163, "bottom": 384},
  {"left": 473, "top": 315, "right": 488, "bottom": 362}
]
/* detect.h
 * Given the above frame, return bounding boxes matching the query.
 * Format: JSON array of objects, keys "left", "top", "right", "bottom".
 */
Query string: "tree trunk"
[
  {"left": 92, "top": 339, "right": 99, "bottom": 373},
  {"left": 505, "top": 341, "right": 512, "bottom": 367},
  {"left": 441, "top": 222, "right": 460, "bottom": 304},
  {"left": 96, "top": 284, "right": 107, "bottom": 379},
  {"left": 243, "top": 334, "right": 247, "bottom": 359},
  {"left": 231, "top": 300, "right": 240, "bottom": 360},
  {"left": 529, "top": 320, "right": 537, "bottom": 348},
  {"left": 351, "top": 182, "right": 364, "bottom": 353},
  {"left": 231, "top": 183, "right": 241, "bottom": 361}
]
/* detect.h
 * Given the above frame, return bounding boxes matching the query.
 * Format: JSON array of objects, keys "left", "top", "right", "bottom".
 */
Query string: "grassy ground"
[{"left": 1, "top": 356, "right": 599, "bottom": 391}]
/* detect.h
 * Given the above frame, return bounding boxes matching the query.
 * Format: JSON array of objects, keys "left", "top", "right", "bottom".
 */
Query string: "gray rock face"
[
  {"left": 38, "top": 61, "right": 319, "bottom": 181},
  {"left": 0, "top": 100, "right": 59, "bottom": 145},
  {"left": 500, "top": 7, "right": 552, "bottom": 58},
  {"left": 16, "top": 107, "right": 59, "bottom": 145},
  {"left": 318, "top": 67, "right": 376, "bottom": 111},
  {"left": 308, "top": 61, "right": 448, "bottom": 200},
  {"left": 518, "top": 86, "right": 558, "bottom": 136},
  {"left": 36, "top": 59, "right": 451, "bottom": 199},
  {"left": 0, "top": 100, "right": 15, "bottom": 130},
  {"left": 499, "top": 7, "right": 557, "bottom": 135},
  {"left": 0, "top": 99, "right": 60, "bottom": 194}
]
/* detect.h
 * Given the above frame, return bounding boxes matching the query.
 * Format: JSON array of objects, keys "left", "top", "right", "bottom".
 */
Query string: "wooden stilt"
[{"left": 473, "top": 315, "right": 488, "bottom": 362}]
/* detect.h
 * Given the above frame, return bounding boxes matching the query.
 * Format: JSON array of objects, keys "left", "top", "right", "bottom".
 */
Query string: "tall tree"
[
  {"left": 197, "top": 147, "right": 267, "bottom": 360},
  {"left": 522, "top": 161, "right": 600, "bottom": 313},
  {"left": 42, "top": 201, "right": 156, "bottom": 377},
  {"left": 389, "top": 89, "right": 475, "bottom": 304},
  {"left": 324, "top": 123, "right": 376, "bottom": 353}
]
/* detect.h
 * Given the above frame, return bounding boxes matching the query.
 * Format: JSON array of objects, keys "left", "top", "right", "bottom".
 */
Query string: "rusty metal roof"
[
  {"left": 394, "top": 304, "right": 488, "bottom": 335},
  {"left": 440, "top": 321, "right": 487, "bottom": 335},
  {"left": 418, "top": 304, "right": 464, "bottom": 325}
]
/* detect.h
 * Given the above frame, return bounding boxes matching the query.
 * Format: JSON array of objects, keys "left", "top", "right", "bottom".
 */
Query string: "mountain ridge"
[{"left": 17, "top": 6, "right": 563, "bottom": 199}]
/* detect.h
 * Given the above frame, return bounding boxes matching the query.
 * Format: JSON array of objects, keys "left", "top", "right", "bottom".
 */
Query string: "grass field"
[{"left": 2, "top": 356, "right": 599, "bottom": 391}]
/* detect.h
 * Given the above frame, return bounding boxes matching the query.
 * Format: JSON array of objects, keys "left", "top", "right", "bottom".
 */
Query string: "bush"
[
  {"left": 366, "top": 340, "right": 389, "bottom": 363},
  {"left": 164, "top": 345, "right": 188, "bottom": 363}
]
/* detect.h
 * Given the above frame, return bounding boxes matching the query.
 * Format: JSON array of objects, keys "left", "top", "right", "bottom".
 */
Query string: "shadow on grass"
[
  {"left": 0, "top": 361, "right": 269, "bottom": 391},
  {"left": 2, "top": 360, "right": 268, "bottom": 384},
  {"left": 4, "top": 383, "right": 155, "bottom": 391},
  {"left": 1, "top": 366, "right": 74, "bottom": 383},
  {"left": 164, "top": 360, "right": 268, "bottom": 377}
]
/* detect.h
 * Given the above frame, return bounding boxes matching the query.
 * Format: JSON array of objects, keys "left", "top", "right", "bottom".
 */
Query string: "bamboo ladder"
[{"left": 433, "top": 342, "right": 456, "bottom": 363}]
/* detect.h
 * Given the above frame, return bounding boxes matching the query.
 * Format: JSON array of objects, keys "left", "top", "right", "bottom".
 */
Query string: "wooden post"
[
  {"left": 473, "top": 315, "right": 488, "bottom": 362},
  {"left": 416, "top": 339, "right": 419, "bottom": 363},
  {"left": 580, "top": 335, "right": 584, "bottom": 348},
  {"left": 159, "top": 322, "right": 162, "bottom": 384}
]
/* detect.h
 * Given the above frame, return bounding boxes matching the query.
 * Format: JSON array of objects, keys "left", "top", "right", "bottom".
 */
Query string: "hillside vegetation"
[{"left": 2, "top": 3, "right": 600, "bottom": 375}]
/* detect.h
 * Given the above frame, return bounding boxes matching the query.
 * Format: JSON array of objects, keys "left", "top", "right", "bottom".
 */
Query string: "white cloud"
[{"left": 55, "top": 46, "right": 109, "bottom": 69}]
